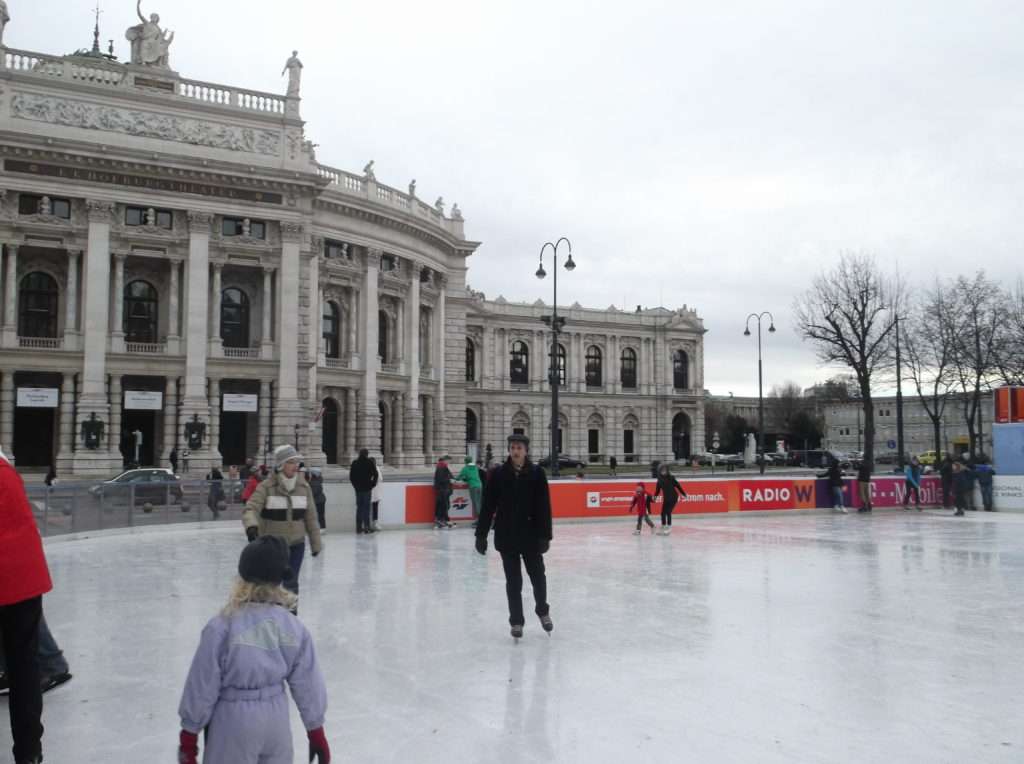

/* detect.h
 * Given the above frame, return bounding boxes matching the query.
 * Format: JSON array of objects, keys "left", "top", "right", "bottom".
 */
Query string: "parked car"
[
  {"left": 874, "top": 452, "right": 898, "bottom": 465},
  {"left": 716, "top": 453, "right": 746, "bottom": 467},
  {"left": 90, "top": 468, "right": 183, "bottom": 504},
  {"left": 917, "top": 450, "right": 939, "bottom": 466},
  {"left": 536, "top": 455, "right": 586, "bottom": 471}
]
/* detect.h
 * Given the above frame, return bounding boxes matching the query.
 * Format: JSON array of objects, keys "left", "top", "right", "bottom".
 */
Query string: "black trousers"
[
  {"left": 1, "top": 596, "right": 44, "bottom": 762},
  {"left": 434, "top": 490, "right": 451, "bottom": 523},
  {"left": 661, "top": 499, "right": 677, "bottom": 526},
  {"left": 636, "top": 512, "right": 655, "bottom": 531},
  {"left": 942, "top": 479, "right": 953, "bottom": 508},
  {"left": 903, "top": 483, "right": 921, "bottom": 506},
  {"left": 500, "top": 552, "right": 549, "bottom": 626}
]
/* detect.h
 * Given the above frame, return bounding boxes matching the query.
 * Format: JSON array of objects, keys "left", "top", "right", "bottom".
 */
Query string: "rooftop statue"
[
  {"left": 126, "top": 0, "right": 174, "bottom": 68},
  {"left": 0, "top": 1, "right": 10, "bottom": 48},
  {"left": 282, "top": 50, "right": 303, "bottom": 97}
]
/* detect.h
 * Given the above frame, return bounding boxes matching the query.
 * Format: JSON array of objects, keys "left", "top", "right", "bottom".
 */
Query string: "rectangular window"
[
  {"left": 125, "top": 206, "right": 174, "bottom": 228},
  {"left": 51, "top": 198, "right": 71, "bottom": 219},
  {"left": 222, "top": 217, "right": 244, "bottom": 236},
  {"left": 126, "top": 206, "right": 145, "bottom": 226},
  {"left": 223, "top": 217, "right": 265, "bottom": 238},
  {"left": 249, "top": 221, "right": 266, "bottom": 239},
  {"left": 624, "top": 430, "right": 635, "bottom": 455},
  {"left": 19, "top": 194, "right": 71, "bottom": 219},
  {"left": 588, "top": 429, "right": 600, "bottom": 462},
  {"left": 18, "top": 194, "right": 40, "bottom": 215},
  {"left": 325, "top": 240, "right": 350, "bottom": 259}
]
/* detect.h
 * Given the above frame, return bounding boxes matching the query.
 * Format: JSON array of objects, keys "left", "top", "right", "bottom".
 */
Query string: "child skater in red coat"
[{"left": 629, "top": 483, "right": 656, "bottom": 535}]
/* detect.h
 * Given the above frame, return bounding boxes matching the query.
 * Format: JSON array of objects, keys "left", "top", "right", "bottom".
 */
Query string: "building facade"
[{"left": 0, "top": 21, "right": 704, "bottom": 475}]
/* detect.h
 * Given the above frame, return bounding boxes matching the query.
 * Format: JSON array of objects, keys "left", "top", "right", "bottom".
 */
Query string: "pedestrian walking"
[
  {"left": 818, "top": 457, "right": 847, "bottom": 513},
  {"left": 474, "top": 434, "right": 553, "bottom": 640},
  {"left": 241, "top": 465, "right": 269, "bottom": 503},
  {"left": 169, "top": 446, "right": 178, "bottom": 474},
  {"left": 608, "top": 455, "right": 618, "bottom": 477},
  {"left": 370, "top": 457, "right": 382, "bottom": 531},
  {"left": 348, "top": 449, "right": 377, "bottom": 534},
  {"left": 0, "top": 443, "right": 52, "bottom": 764},
  {"left": 242, "top": 445, "right": 322, "bottom": 606},
  {"left": 207, "top": 465, "right": 225, "bottom": 519},
  {"left": 654, "top": 464, "right": 688, "bottom": 534},
  {"left": 177, "top": 536, "right": 331, "bottom": 764},
  {"left": 629, "top": 482, "right": 656, "bottom": 534},
  {"left": 902, "top": 456, "right": 923, "bottom": 510},
  {"left": 856, "top": 460, "right": 873, "bottom": 513},
  {"left": 239, "top": 456, "right": 255, "bottom": 482},
  {"left": 974, "top": 456, "right": 996, "bottom": 511},
  {"left": 952, "top": 460, "right": 973, "bottom": 516},
  {"left": 457, "top": 456, "right": 483, "bottom": 521},
  {"left": 308, "top": 467, "right": 327, "bottom": 530},
  {"left": 433, "top": 455, "right": 455, "bottom": 529},
  {"left": 964, "top": 457, "right": 978, "bottom": 510},
  {"left": 939, "top": 455, "right": 954, "bottom": 508}
]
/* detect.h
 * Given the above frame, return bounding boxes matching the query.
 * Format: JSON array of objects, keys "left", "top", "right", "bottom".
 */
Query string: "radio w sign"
[{"left": 739, "top": 480, "right": 816, "bottom": 511}]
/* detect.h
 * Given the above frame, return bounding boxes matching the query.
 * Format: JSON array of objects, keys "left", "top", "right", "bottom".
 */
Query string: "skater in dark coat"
[
  {"left": 654, "top": 464, "right": 687, "bottom": 534},
  {"left": 939, "top": 455, "right": 954, "bottom": 508},
  {"left": 475, "top": 434, "right": 554, "bottom": 639},
  {"left": 952, "top": 461, "right": 973, "bottom": 517}
]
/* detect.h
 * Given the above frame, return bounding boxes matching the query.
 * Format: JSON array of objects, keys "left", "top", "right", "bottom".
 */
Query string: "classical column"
[
  {"left": 179, "top": 211, "right": 214, "bottom": 470},
  {"left": 437, "top": 280, "right": 447, "bottom": 410},
  {"left": 273, "top": 223, "right": 304, "bottom": 446},
  {"left": 404, "top": 266, "right": 422, "bottom": 464},
  {"left": 0, "top": 372, "right": 13, "bottom": 454},
  {"left": 347, "top": 287, "right": 359, "bottom": 365},
  {"left": 64, "top": 250, "right": 80, "bottom": 349},
  {"left": 392, "top": 393, "right": 405, "bottom": 462},
  {"left": 109, "top": 253, "right": 126, "bottom": 352},
  {"left": 654, "top": 331, "right": 665, "bottom": 395},
  {"left": 2, "top": 244, "right": 18, "bottom": 346},
  {"left": 55, "top": 373, "right": 76, "bottom": 472},
  {"left": 308, "top": 243, "right": 322, "bottom": 364},
  {"left": 109, "top": 374, "right": 123, "bottom": 465},
  {"left": 209, "top": 377, "right": 222, "bottom": 464},
  {"left": 209, "top": 262, "right": 223, "bottom": 355},
  {"left": 423, "top": 395, "right": 433, "bottom": 460},
  {"left": 73, "top": 201, "right": 119, "bottom": 473},
  {"left": 259, "top": 379, "right": 272, "bottom": 460},
  {"left": 167, "top": 258, "right": 181, "bottom": 354},
  {"left": 344, "top": 387, "right": 357, "bottom": 460},
  {"left": 483, "top": 325, "right": 495, "bottom": 386},
  {"left": 610, "top": 335, "right": 619, "bottom": 394},
  {"left": 261, "top": 267, "right": 275, "bottom": 358},
  {"left": 161, "top": 377, "right": 177, "bottom": 464},
  {"left": 357, "top": 248, "right": 382, "bottom": 456}
]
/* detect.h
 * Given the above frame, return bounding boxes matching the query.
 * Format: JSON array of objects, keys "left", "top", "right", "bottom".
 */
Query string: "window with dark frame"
[
  {"left": 19, "top": 194, "right": 71, "bottom": 219},
  {"left": 220, "top": 288, "right": 250, "bottom": 348},
  {"left": 322, "top": 301, "right": 340, "bottom": 359},
  {"left": 585, "top": 345, "right": 603, "bottom": 387},
  {"left": 673, "top": 349, "right": 689, "bottom": 389},
  {"left": 18, "top": 272, "right": 59, "bottom": 338},
  {"left": 510, "top": 341, "right": 529, "bottom": 385},
  {"left": 124, "top": 280, "right": 159, "bottom": 343},
  {"left": 620, "top": 347, "right": 637, "bottom": 389},
  {"left": 466, "top": 338, "right": 476, "bottom": 381},
  {"left": 125, "top": 206, "right": 173, "bottom": 229}
]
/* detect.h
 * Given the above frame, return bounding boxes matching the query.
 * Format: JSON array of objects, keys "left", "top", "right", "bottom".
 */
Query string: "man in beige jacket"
[{"left": 243, "top": 445, "right": 322, "bottom": 601}]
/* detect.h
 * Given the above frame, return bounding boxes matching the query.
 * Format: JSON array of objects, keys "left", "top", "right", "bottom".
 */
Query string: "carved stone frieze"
[
  {"left": 85, "top": 200, "right": 115, "bottom": 223},
  {"left": 280, "top": 221, "right": 304, "bottom": 244},
  {"left": 187, "top": 211, "right": 215, "bottom": 231},
  {"left": 10, "top": 92, "right": 282, "bottom": 156}
]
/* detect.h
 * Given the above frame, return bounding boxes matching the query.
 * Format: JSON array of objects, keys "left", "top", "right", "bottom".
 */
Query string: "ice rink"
[{"left": 6, "top": 510, "right": 1024, "bottom": 763}]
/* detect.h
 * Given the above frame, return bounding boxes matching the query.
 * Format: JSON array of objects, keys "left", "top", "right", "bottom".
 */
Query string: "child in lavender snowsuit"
[{"left": 177, "top": 536, "right": 331, "bottom": 763}]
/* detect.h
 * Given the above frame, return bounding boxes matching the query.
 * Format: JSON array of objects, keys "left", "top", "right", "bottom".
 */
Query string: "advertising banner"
[
  {"left": 124, "top": 390, "right": 163, "bottom": 410},
  {"left": 740, "top": 479, "right": 816, "bottom": 511},
  {"left": 223, "top": 394, "right": 258, "bottom": 413},
  {"left": 16, "top": 387, "right": 58, "bottom": 408}
]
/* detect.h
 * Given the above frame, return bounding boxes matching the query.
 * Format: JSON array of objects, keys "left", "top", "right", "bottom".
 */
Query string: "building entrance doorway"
[
  {"left": 13, "top": 407, "right": 56, "bottom": 468},
  {"left": 220, "top": 411, "right": 249, "bottom": 467},
  {"left": 122, "top": 410, "right": 157, "bottom": 467},
  {"left": 672, "top": 412, "right": 691, "bottom": 460},
  {"left": 321, "top": 398, "right": 339, "bottom": 465}
]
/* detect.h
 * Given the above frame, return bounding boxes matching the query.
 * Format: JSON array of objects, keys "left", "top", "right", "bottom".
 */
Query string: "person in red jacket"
[
  {"left": 0, "top": 444, "right": 53, "bottom": 764},
  {"left": 629, "top": 483, "right": 656, "bottom": 535}
]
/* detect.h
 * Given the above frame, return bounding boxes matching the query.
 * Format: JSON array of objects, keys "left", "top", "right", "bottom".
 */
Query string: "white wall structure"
[{"left": 0, "top": 23, "right": 705, "bottom": 474}]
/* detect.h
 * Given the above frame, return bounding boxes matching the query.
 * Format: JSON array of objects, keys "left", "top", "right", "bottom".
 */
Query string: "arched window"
[
  {"left": 510, "top": 341, "right": 529, "bottom": 385},
  {"left": 323, "top": 301, "right": 340, "bottom": 359},
  {"left": 673, "top": 349, "right": 689, "bottom": 389},
  {"left": 378, "top": 310, "right": 389, "bottom": 361},
  {"left": 621, "top": 347, "right": 637, "bottom": 389},
  {"left": 18, "top": 272, "right": 58, "bottom": 338},
  {"left": 220, "top": 288, "right": 249, "bottom": 348},
  {"left": 466, "top": 408, "right": 478, "bottom": 443},
  {"left": 585, "top": 345, "right": 603, "bottom": 387},
  {"left": 465, "top": 338, "right": 476, "bottom": 381},
  {"left": 124, "top": 280, "right": 158, "bottom": 343},
  {"left": 552, "top": 343, "right": 567, "bottom": 387}
]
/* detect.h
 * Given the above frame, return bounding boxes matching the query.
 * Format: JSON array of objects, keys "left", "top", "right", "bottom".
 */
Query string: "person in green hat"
[{"left": 457, "top": 456, "right": 484, "bottom": 524}]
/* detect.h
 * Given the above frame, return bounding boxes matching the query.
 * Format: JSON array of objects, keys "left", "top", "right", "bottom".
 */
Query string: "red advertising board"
[
  {"left": 738, "top": 479, "right": 816, "bottom": 511},
  {"left": 996, "top": 387, "right": 1012, "bottom": 424}
]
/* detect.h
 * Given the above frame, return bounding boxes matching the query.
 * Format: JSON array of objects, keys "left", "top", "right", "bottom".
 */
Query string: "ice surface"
[{"left": 4, "top": 510, "right": 1024, "bottom": 763}]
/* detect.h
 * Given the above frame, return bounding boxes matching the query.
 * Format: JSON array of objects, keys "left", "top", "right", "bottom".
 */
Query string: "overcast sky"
[{"left": 14, "top": 1, "right": 1024, "bottom": 395}]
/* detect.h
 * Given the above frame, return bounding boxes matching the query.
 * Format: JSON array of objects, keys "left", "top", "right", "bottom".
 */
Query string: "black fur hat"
[{"left": 238, "top": 536, "right": 292, "bottom": 585}]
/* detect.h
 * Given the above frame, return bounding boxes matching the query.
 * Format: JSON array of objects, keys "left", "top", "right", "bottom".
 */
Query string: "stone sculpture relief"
[
  {"left": 11, "top": 93, "right": 281, "bottom": 156},
  {"left": 0, "top": 1, "right": 10, "bottom": 48},
  {"left": 281, "top": 51, "right": 303, "bottom": 97},
  {"left": 126, "top": 0, "right": 175, "bottom": 68}
]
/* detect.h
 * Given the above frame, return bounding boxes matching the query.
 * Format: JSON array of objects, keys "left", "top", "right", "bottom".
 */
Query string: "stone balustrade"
[
  {"left": 224, "top": 346, "right": 261, "bottom": 359},
  {"left": 2, "top": 48, "right": 289, "bottom": 118},
  {"left": 18, "top": 336, "right": 63, "bottom": 350},
  {"left": 125, "top": 341, "right": 166, "bottom": 354}
]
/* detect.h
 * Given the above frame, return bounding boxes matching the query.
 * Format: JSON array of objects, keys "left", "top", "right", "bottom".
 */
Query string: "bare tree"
[
  {"left": 767, "top": 381, "right": 806, "bottom": 432},
  {"left": 794, "top": 253, "right": 899, "bottom": 468},
  {"left": 947, "top": 271, "right": 1007, "bottom": 457},
  {"left": 904, "top": 281, "right": 957, "bottom": 462},
  {"left": 994, "top": 278, "right": 1024, "bottom": 385}
]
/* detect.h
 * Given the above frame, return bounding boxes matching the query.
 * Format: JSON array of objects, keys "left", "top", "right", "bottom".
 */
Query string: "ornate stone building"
[{"left": 0, "top": 14, "right": 704, "bottom": 474}]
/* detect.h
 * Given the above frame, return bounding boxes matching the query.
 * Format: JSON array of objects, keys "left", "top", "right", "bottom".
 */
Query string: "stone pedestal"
[
  {"left": 71, "top": 394, "right": 121, "bottom": 476},
  {"left": 178, "top": 397, "right": 219, "bottom": 473}
]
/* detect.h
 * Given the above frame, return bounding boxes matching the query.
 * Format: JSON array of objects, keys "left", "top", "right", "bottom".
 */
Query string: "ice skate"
[
  {"left": 539, "top": 613, "right": 553, "bottom": 634},
  {"left": 633, "top": 529, "right": 641, "bottom": 535},
  {"left": 511, "top": 624, "right": 524, "bottom": 640},
  {"left": 665, "top": 526, "right": 672, "bottom": 535},
  {"left": 445, "top": 521, "right": 457, "bottom": 529}
]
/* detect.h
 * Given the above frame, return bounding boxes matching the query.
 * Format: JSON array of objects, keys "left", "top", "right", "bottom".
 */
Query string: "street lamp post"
[
  {"left": 894, "top": 313, "right": 906, "bottom": 470},
  {"left": 744, "top": 312, "right": 776, "bottom": 475},
  {"left": 536, "top": 237, "right": 576, "bottom": 478}
]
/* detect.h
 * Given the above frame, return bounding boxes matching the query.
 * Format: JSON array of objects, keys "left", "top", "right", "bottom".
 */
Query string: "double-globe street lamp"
[
  {"left": 744, "top": 311, "right": 776, "bottom": 475},
  {"left": 535, "top": 237, "right": 576, "bottom": 478}
]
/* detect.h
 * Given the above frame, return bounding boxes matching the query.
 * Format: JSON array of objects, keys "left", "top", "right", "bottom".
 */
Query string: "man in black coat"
[
  {"left": 349, "top": 449, "right": 378, "bottom": 534},
  {"left": 475, "top": 434, "right": 554, "bottom": 639}
]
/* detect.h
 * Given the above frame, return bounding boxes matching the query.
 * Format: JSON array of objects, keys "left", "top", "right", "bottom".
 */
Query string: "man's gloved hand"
[
  {"left": 308, "top": 726, "right": 331, "bottom": 763},
  {"left": 178, "top": 730, "right": 199, "bottom": 764},
  {"left": 538, "top": 539, "right": 550, "bottom": 554},
  {"left": 475, "top": 535, "right": 487, "bottom": 555},
  {"left": 245, "top": 526, "right": 258, "bottom": 542}
]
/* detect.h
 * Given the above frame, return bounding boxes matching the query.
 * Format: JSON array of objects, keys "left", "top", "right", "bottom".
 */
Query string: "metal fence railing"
[{"left": 25, "top": 480, "right": 248, "bottom": 538}]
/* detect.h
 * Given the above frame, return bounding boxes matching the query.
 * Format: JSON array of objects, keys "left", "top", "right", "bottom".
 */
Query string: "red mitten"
[
  {"left": 178, "top": 730, "right": 199, "bottom": 764},
  {"left": 308, "top": 727, "right": 331, "bottom": 763}
]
